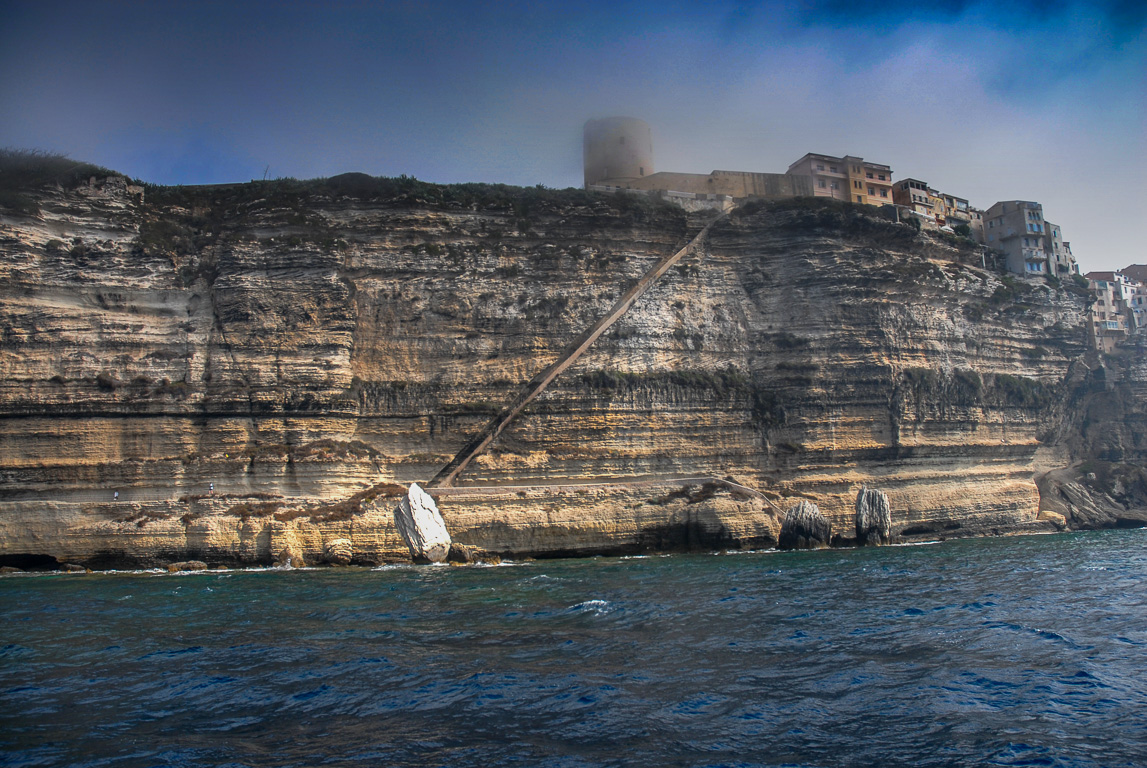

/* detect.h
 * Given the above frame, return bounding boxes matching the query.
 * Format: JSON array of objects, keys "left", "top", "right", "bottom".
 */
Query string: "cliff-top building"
[
  {"left": 892, "top": 178, "right": 975, "bottom": 231},
  {"left": 583, "top": 119, "right": 1079, "bottom": 280},
  {"left": 984, "top": 200, "right": 1051, "bottom": 276},
  {"left": 1086, "top": 271, "right": 1140, "bottom": 353},
  {"left": 582, "top": 117, "right": 654, "bottom": 188},
  {"left": 583, "top": 117, "right": 811, "bottom": 206},
  {"left": 1044, "top": 221, "right": 1078, "bottom": 276},
  {"left": 786, "top": 153, "right": 893, "bottom": 206},
  {"left": 892, "top": 178, "right": 934, "bottom": 221}
]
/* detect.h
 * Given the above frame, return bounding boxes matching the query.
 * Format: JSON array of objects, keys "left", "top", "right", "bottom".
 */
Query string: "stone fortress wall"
[{"left": 584, "top": 117, "right": 812, "bottom": 204}]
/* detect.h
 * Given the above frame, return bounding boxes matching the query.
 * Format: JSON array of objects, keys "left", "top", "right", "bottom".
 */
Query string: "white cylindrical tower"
[{"left": 583, "top": 117, "right": 654, "bottom": 188}]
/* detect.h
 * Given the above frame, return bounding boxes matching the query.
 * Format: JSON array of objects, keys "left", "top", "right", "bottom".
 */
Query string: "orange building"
[{"left": 786, "top": 153, "right": 893, "bottom": 206}]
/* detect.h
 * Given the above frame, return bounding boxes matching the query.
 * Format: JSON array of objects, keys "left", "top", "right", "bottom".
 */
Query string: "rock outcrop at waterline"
[
  {"left": 393, "top": 483, "right": 451, "bottom": 563},
  {"left": 323, "top": 537, "right": 353, "bottom": 565},
  {"left": 778, "top": 500, "right": 831, "bottom": 550},
  {"left": 855, "top": 487, "right": 892, "bottom": 545},
  {"left": 0, "top": 168, "right": 1114, "bottom": 567}
]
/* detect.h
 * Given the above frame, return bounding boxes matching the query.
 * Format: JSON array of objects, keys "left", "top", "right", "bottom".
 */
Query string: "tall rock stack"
[
  {"left": 778, "top": 500, "right": 831, "bottom": 550},
  {"left": 855, "top": 487, "right": 892, "bottom": 545}
]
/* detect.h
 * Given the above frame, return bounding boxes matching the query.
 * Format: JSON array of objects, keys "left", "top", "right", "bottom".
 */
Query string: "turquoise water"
[{"left": 2, "top": 530, "right": 1146, "bottom": 767}]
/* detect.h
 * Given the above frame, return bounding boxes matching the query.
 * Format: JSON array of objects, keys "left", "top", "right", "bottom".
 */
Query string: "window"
[
  {"left": 854, "top": 181, "right": 862, "bottom": 189},
  {"left": 866, "top": 172, "right": 874, "bottom": 179},
  {"left": 853, "top": 166, "right": 861, "bottom": 173},
  {"left": 816, "top": 164, "right": 825, "bottom": 171},
  {"left": 880, "top": 189, "right": 887, "bottom": 198},
  {"left": 639, "top": 167, "right": 644, "bottom": 176},
  {"left": 856, "top": 195, "right": 863, "bottom": 202},
  {"left": 830, "top": 182, "right": 838, "bottom": 189},
  {"left": 868, "top": 186, "right": 875, "bottom": 195},
  {"left": 878, "top": 174, "right": 886, "bottom": 181},
  {"left": 829, "top": 166, "right": 837, "bottom": 173}
]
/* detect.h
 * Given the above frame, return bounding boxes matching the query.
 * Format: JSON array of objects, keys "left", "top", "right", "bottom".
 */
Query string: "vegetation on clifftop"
[
  {"left": 141, "top": 172, "right": 684, "bottom": 220},
  {"left": 0, "top": 149, "right": 120, "bottom": 214}
]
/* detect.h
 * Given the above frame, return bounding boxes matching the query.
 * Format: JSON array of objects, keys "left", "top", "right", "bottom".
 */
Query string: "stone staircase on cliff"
[{"left": 427, "top": 212, "right": 725, "bottom": 489}]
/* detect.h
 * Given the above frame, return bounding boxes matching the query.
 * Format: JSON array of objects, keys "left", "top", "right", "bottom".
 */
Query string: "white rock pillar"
[{"left": 393, "top": 483, "right": 452, "bottom": 563}]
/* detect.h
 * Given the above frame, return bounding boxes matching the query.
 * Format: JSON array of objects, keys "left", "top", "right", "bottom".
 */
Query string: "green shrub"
[
  {"left": 139, "top": 219, "right": 195, "bottom": 255},
  {"left": 989, "top": 373, "right": 1052, "bottom": 408},
  {"left": 773, "top": 332, "right": 809, "bottom": 349},
  {"left": 0, "top": 189, "right": 39, "bottom": 215}
]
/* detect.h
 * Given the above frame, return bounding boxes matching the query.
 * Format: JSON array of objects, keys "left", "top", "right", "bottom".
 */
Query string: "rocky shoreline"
[{"left": 0, "top": 476, "right": 1092, "bottom": 572}]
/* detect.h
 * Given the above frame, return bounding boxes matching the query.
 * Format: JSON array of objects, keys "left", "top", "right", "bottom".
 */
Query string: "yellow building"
[{"left": 786, "top": 153, "right": 893, "bottom": 206}]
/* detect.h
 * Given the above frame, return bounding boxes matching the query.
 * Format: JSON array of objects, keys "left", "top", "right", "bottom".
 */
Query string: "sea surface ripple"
[{"left": 2, "top": 529, "right": 1146, "bottom": 767}]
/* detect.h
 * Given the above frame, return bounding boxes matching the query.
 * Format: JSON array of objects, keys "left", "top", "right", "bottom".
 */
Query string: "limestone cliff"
[
  {"left": 0, "top": 169, "right": 1105, "bottom": 567},
  {"left": 1036, "top": 349, "right": 1147, "bottom": 530}
]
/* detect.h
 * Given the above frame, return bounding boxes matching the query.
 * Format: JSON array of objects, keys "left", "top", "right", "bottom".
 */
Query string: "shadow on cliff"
[{"left": 1039, "top": 355, "right": 1147, "bottom": 529}]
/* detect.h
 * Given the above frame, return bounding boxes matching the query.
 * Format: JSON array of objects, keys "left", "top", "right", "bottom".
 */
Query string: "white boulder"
[{"left": 393, "top": 483, "right": 451, "bottom": 563}]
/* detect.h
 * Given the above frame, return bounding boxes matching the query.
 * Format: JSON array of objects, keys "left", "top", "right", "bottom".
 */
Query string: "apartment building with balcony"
[
  {"left": 892, "top": 178, "right": 977, "bottom": 234},
  {"left": 983, "top": 200, "right": 1052, "bottom": 276},
  {"left": 787, "top": 153, "right": 893, "bottom": 206},
  {"left": 1119, "top": 265, "right": 1147, "bottom": 284},
  {"left": 892, "top": 178, "right": 934, "bottom": 221},
  {"left": 935, "top": 192, "right": 972, "bottom": 229},
  {"left": 1086, "top": 271, "right": 1143, "bottom": 353}
]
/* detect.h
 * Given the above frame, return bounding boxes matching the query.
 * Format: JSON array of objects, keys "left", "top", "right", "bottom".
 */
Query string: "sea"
[{"left": 2, "top": 529, "right": 1145, "bottom": 768}]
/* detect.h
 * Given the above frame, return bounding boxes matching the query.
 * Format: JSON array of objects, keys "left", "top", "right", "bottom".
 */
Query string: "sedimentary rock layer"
[{"left": 0, "top": 176, "right": 1096, "bottom": 565}]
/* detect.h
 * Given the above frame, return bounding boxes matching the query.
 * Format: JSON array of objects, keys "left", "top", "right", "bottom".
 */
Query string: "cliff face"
[
  {"left": 1036, "top": 350, "right": 1147, "bottom": 530},
  {"left": 0, "top": 175, "right": 1096, "bottom": 566}
]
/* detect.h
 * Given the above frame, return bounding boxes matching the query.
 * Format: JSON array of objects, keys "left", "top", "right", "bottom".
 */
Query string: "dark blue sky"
[{"left": 2, "top": 0, "right": 1143, "bottom": 269}]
